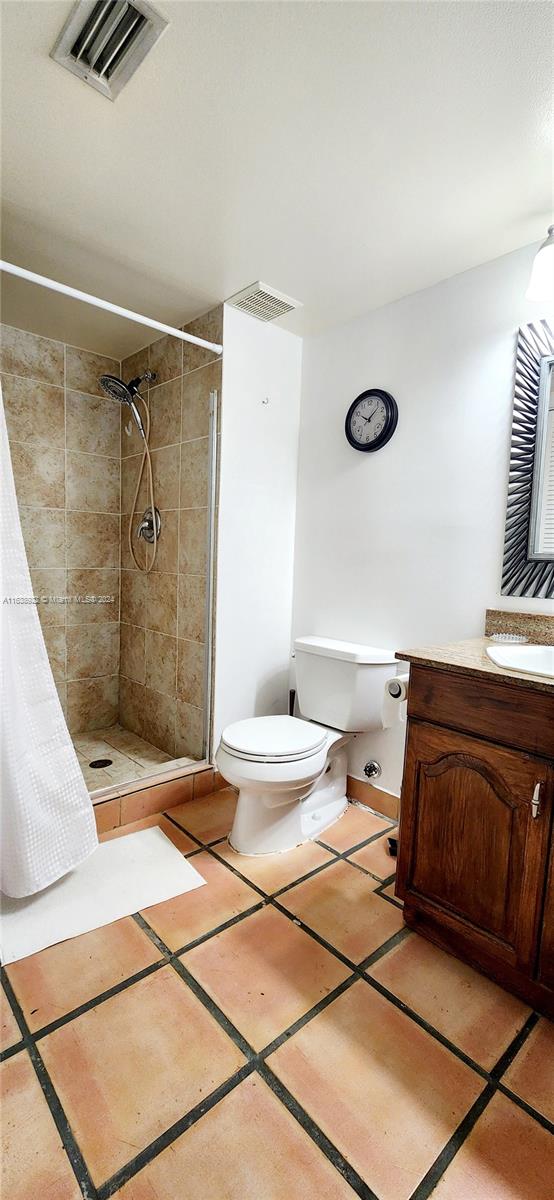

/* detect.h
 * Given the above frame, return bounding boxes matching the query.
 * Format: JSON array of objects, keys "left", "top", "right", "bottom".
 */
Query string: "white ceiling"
[{"left": 1, "top": 0, "right": 552, "bottom": 358}]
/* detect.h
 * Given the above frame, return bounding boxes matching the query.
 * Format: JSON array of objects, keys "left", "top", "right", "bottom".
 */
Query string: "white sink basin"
[{"left": 486, "top": 643, "right": 554, "bottom": 680}]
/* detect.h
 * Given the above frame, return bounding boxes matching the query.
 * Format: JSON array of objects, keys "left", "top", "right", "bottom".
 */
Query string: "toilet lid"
[{"left": 221, "top": 715, "right": 327, "bottom": 763}]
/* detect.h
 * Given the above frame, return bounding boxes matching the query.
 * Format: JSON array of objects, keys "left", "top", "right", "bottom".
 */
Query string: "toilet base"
[
  {"left": 228, "top": 744, "right": 349, "bottom": 856},
  {"left": 229, "top": 793, "right": 347, "bottom": 857}
]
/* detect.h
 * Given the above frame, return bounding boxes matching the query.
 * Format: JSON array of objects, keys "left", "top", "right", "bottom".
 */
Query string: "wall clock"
[{"left": 345, "top": 388, "right": 398, "bottom": 452}]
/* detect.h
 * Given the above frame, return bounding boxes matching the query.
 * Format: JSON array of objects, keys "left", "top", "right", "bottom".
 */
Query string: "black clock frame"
[{"left": 345, "top": 388, "right": 398, "bottom": 452}]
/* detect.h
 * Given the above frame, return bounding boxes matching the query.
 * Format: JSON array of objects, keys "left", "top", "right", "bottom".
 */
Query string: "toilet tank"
[{"left": 294, "top": 636, "right": 397, "bottom": 732}]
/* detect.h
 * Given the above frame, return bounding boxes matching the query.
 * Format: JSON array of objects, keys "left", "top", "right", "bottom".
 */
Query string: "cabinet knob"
[{"left": 531, "top": 782, "right": 543, "bottom": 819}]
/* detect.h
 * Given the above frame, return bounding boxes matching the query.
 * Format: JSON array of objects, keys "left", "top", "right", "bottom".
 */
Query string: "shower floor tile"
[
  {"left": 72, "top": 724, "right": 196, "bottom": 793},
  {"left": 2, "top": 799, "right": 551, "bottom": 1200}
]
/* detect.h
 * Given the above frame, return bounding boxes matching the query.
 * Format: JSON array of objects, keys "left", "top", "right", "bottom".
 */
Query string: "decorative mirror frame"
[{"left": 501, "top": 320, "right": 554, "bottom": 599}]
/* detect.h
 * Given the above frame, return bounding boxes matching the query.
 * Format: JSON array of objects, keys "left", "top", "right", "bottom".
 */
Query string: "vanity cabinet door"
[{"left": 396, "top": 721, "right": 552, "bottom": 977}]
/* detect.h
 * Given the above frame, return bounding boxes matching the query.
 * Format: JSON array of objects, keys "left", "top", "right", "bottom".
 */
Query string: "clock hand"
[{"left": 361, "top": 403, "right": 378, "bottom": 423}]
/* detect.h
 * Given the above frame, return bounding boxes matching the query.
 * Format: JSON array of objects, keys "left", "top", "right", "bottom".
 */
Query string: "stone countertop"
[{"left": 395, "top": 637, "right": 554, "bottom": 696}]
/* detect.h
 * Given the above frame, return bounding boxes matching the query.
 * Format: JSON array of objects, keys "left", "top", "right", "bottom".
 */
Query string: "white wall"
[
  {"left": 292, "top": 244, "right": 553, "bottom": 796},
  {"left": 213, "top": 305, "right": 302, "bottom": 746}
]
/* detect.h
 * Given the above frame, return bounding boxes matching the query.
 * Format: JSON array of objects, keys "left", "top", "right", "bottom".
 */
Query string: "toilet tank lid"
[{"left": 294, "top": 636, "right": 397, "bottom": 664}]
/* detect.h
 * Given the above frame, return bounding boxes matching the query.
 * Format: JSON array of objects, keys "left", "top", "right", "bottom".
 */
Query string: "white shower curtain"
[{"left": 1, "top": 386, "right": 98, "bottom": 898}]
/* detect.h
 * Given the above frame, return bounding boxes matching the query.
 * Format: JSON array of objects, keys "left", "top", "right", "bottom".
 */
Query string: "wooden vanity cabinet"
[{"left": 396, "top": 665, "right": 554, "bottom": 1016}]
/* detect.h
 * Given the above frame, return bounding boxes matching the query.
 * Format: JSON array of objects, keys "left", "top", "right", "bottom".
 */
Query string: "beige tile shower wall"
[
  {"left": 1, "top": 324, "right": 121, "bottom": 732},
  {"left": 119, "top": 306, "right": 222, "bottom": 761}
]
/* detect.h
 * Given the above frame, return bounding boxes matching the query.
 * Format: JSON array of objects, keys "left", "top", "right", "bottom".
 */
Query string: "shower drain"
[{"left": 89, "top": 758, "right": 113, "bottom": 769}]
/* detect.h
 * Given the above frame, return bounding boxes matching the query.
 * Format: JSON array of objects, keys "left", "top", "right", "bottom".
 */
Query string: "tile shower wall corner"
[
  {"left": 1, "top": 323, "right": 121, "bottom": 733},
  {"left": 118, "top": 305, "right": 222, "bottom": 761},
  {"left": 2, "top": 305, "right": 222, "bottom": 760}
]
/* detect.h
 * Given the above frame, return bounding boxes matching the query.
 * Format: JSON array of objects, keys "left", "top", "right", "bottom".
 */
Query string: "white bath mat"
[{"left": 0, "top": 827, "right": 206, "bottom": 964}]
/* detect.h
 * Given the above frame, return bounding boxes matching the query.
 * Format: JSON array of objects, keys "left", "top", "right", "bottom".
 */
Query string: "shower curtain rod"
[{"left": 0, "top": 261, "right": 223, "bottom": 354}]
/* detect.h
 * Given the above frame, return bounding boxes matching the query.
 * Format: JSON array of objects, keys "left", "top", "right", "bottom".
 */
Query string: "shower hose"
[{"left": 128, "top": 390, "right": 158, "bottom": 573}]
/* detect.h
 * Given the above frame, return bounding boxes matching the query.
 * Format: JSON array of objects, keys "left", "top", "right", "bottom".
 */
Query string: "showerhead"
[
  {"left": 99, "top": 374, "right": 133, "bottom": 405},
  {"left": 98, "top": 371, "right": 155, "bottom": 439}
]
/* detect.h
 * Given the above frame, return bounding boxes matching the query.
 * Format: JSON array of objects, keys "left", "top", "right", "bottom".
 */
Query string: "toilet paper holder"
[{"left": 386, "top": 674, "right": 409, "bottom": 701}]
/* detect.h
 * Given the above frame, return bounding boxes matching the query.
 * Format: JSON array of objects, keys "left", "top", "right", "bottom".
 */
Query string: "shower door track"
[{"left": 203, "top": 387, "right": 219, "bottom": 762}]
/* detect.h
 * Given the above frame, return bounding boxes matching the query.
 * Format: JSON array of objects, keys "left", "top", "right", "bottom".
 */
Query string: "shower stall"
[{"left": 0, "top": 290, "right": 222, "bottom": 798}]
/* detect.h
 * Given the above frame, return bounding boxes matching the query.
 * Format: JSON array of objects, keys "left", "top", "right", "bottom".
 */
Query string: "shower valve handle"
[{"left": 137, "top": 507, "right": 161, "bottom": 544}]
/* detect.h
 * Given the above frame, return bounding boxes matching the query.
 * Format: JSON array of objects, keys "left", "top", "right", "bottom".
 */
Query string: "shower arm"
[{"left": 0, "top": 261, "right": 223, "bottom": 355}]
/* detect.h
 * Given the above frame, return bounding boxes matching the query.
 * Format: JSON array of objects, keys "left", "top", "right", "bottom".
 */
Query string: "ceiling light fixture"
[{"left": 526, "top": 225, "right": 554, "bottom": 304}]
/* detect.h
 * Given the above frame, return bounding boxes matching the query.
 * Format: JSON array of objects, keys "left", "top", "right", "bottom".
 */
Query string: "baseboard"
[
  {"left": 94, "top": 765, "right": 230, "bottom": 836},
  {"left": 346, "top": 775, "right": 399, "bottom": 821}
]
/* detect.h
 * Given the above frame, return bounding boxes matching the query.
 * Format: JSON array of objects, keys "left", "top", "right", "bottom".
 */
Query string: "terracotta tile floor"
[
  {"left": 1, "top": 799, "right": 552, "bottom": 1200},
  {"left": 501, "top": 1017, "right": 554, "bottom": 1124},
  {"left": 367, "top": 931, "right": 532, "bottom": 1070}
]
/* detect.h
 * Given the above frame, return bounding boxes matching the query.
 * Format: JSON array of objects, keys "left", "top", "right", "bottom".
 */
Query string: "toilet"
[{"left": 216, "top": 636, "right": 398, "bottom": 855}]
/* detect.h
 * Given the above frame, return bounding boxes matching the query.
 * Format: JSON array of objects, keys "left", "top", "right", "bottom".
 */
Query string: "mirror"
[
  {"left": 529, "top": 355, "right": 554, "bottom": 559},
  {"left": 502, "top": 320, "right": 554, "bottom": 598}
]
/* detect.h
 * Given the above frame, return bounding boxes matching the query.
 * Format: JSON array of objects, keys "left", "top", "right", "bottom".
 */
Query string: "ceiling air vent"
[
  {"left": 227, "top": 283, "right": 303, "bottom": 322},
  {"left": 51, "top": 0, "right": 168, "bottom": 101}
]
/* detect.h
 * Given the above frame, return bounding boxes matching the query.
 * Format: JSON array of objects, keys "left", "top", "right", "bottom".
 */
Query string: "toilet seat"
[{"left": 221, "top": 715, "right": 327, "bottom": 764}]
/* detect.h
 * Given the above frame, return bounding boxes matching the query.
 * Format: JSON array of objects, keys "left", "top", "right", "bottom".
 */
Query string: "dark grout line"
[
  {"left": 171, "top": 956, "right": 256, "bottom": 1060},
  {"left": 361, "top": 971, "right": 490, "bottom": 1082},
  {"left": 259, "top": 972, "right": 359, "bottom": 1060},
  {"left": 0, "top": 1037, "right": 26, "bottom": 1063},
  {"left": 358, "top": 925, "right": 411, "bottom": 971},
  {"left": 6, "top": 900, "right": 553, "bottom": 1200},
  {"left": 317, "top": 823, "right": 397, "bottom": 859},
  {"left": 203, "top": 834, "right": 392, "bottom": 917},
  {"left": 7, "top": 896, "right": 266, "bottom": 1054},
  {"left": 259, "top": 1062, "right": 379, "bottom": 1200},
  {"left": 1, "top": 969, "right": 98, "bottom": 1200},
  {"left": 152, "top": 820, "right": 554, "bottom": 1129},
  {"left": 3, "top": 807, "right": 552, "bottom": 1200},
  {"left": 132, "top": 912, "right": 256, "bottom": 1060},
  {"left": 267, "top": 896, "right": 492, "bottom": 1087},
  {"left": 376, "top": 871, "right": 397, "bottom": 889},
  {"left": 270, "top": 897, "right": 358, "bottom": 973},
  {"left": 197, "top": 844, "right": 271, "bottom": 899},
  {"left": 0, "top": 969, "right": 31, "bottom": 1044},
  {"left": 409, "top": 1011, "right": 551, "bottom": 1198},
  {"left": 162, "top": 810, "right": 205, "bottom": 847},
  {"left": 496, "top": 1080, "right": 554, "bottom": 1134},
  {"left": 344, "top": 857, "right": 391, "bottom": 886},
  {"left": 267, "top": 856, "right": 343, "bottom": 899},
  {"left": 408, "top": 1083, "right": 496, "bottom": 1200},
  {"left": 132, "top": 910, "right": 173, "bottom": 956},
  {"left": 97, "top": 1064, "right": 254, "bottom": 1200},
  {"left": 184, "top": 845, "right": 209, "bottom": 859},
  {"left": 163, "top": 809, "right": 230, "bottom": 853},
  {"left": 33, "top": 959, "right": 165, "bottom": 1043},
  {"left": 119, "top": 908, "right": 410, "bottom": 1198},
  {"left": 373, "top": 873, "right": 402, "bottom": 902},
  {"left": 172, "top": 900, "right": 266, "bottom": 957},
  {"left": 29, "top": 1046, "right": 99, "bottom": 1200},
  {"left": 165, "top": 807, "right": 398, "bottom": 910},
  {"left": 489, "top": 1011, "right": 539, "bottom": 1080},
  {"left": 373, "top": 890, "right": 403, "bottom": 911}
]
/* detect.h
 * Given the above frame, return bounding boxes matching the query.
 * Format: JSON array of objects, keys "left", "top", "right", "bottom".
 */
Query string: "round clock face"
[{"left": 345, "top": 388, "right": 398, "bottom": 452}]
